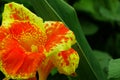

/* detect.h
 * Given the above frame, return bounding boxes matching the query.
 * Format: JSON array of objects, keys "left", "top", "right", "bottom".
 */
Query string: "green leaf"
[
  {"left": 73, "top": 0, "right": 120, "bottom": 21},
  {"left": 106, "top": 34, "right": 120, "bottom": 57},
  {"left": 73, "top": 0, "right": 105, "bottom": 21},
  {"left": 108, "top": 59, "right": 120, "bottom": 80},
  {"left": 29, "top": 0, "right": 106, "bottom": 80},
  {"left": 93, "top": 50, "right": 112, "bottom": 76},
  {"left": 106, "top": 0, "right": 120, "bottom": 13},
  {"left": 80, "top": 20, "right": 99, "bottom": 35},
  {"left": 73, "top": 0, "right": 95, "bottom": 14},
  {"left": 99, "top": 6, "right": 120, "bottom": 21}
]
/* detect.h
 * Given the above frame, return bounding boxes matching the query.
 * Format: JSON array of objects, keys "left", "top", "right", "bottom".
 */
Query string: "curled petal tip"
[{"left": 50, "top": 48, "right": 79, "bottom": 75}]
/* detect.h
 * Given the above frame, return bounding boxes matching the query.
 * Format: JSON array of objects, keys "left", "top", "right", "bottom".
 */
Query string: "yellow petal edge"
[{"left": 2, "top": 2, "right": 45, "bottom": 33}]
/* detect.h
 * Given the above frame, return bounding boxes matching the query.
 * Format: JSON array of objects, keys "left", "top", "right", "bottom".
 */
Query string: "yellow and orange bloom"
[{"left": 0, "top": 2, "right": 79, "bottom": 80}]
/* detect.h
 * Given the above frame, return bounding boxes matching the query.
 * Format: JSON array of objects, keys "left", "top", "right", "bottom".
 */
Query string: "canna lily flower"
[{"left": 0, "top": 2, "right": 79, "bottom": 80}]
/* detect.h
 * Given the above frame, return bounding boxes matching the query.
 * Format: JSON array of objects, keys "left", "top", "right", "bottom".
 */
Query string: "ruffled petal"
[
  {"left": 50, "top": 48, "right": 79, "bottom": 75},
  {"left": 0, "top": 37, "right": 46, "bottom": 79},
  {"left": 2, "top": 2, "right": 45, "bottom": 33},
  {"left": 44, "top": 21, "right": 76, "bottom": 56}
]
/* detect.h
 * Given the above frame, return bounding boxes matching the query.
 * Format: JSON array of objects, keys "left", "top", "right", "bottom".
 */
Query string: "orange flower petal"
[
  {"left": 0, "top": 37, "right": 46, "bottom": 79},
  {"left": 38, "top": 58, "right": 54, "bottom": 80},
  {"left": 44, "top": 21, "right": 76, "bottom": 56},
  {"left": 50, "top": 48, "right": 79, "bottom": 75}
]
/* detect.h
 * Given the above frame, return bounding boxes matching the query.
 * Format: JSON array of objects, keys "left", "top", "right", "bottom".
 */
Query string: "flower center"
[
  {"left": 31, "top": 45, "right": 38, "bottom": 52},
  {"left": 9, "top": 21, "right": 47, "bottom": 52}
]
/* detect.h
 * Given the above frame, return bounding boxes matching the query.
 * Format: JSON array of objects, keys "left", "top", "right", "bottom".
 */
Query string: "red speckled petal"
[
  {"left": 2, "top": 2, "right": 45, "bottom": 32},
  {"left": 50, "top": 48, "right": 79, "bottom": 75},
  {"left": 0, "top": 37, "right": 46, "bottom": 79},
  {"left": 44, "top": 21, "right": 76, "bottom": 56}
]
